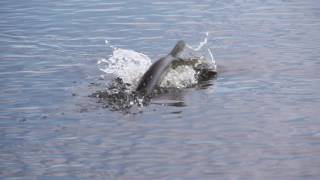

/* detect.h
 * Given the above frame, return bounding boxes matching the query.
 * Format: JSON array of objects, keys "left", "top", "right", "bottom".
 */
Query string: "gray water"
[{"left": 1, "top": 0, "right": 320, "bottom": 179}]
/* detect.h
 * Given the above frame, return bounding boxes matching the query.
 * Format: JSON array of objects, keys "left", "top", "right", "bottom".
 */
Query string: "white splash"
[
  {"left": 159, "top": 32, "right": 217, "bottom": 88},
  {"left": 97, "top": 42, "right": 151, "bottom": 89},
  {"left": 98, "top": 35, "right": 216, "bottom": 91},
  {"left": 160, "top": 65, "right": 197, "bottom": 88},
  {"left": 188, "top": 32, "right": 216, "bottom": 67},
  {"left": 193, "top": 32, "right": 209, "bottom": 51}
]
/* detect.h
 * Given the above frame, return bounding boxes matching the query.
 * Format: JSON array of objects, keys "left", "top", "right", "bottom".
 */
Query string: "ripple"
[{"left": 1, "top": 0, "right": 320, "bottom": 179}]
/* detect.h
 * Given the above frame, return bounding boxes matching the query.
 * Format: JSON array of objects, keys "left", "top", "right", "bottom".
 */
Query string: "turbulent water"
[
  {"left": 94, "top": 36, "right": 217, "bottom": 112},
  {"left": 98, "top": 35, "right": 215, "bottom": 90},
  {"left": 97, "top": 44, "right": 152, "bottom": 89},
  {"left": 1, "top": 0, "right": 320, "bottom": 179}
]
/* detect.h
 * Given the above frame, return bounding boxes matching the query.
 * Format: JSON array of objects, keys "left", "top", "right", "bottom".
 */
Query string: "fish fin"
[{"left": 170, "top": 40, "right": 186, "bottom": 57}]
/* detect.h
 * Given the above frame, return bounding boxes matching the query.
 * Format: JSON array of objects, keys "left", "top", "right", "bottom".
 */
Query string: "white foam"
[
  {"left": 160, "top": 65, "right": 197, "bottom": 88},
  {"left": 98, "top": 35, "right": 217, "bottom": 91},
  {"left": 97, "top": 48, "right": 152, "bottom": 89}
]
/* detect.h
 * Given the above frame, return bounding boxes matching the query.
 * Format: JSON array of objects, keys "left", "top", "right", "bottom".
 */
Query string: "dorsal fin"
[{"left": 169, "top": 40, "right": 186, "bottom": 57}]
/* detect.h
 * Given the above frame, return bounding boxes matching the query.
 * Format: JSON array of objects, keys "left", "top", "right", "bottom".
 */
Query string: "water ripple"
[{"left": 1, "top": 0, "right": 320, "bottom": 179}]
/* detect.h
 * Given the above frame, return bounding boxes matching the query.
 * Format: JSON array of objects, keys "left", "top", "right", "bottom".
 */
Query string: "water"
[{"left": 1, "top": 0, "right": 320, "bottom": 179}]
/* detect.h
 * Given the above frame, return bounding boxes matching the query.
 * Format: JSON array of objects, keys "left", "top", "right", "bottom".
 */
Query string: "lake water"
[{"left": 1, "top": 0, "right": 320, "bottom": 179}]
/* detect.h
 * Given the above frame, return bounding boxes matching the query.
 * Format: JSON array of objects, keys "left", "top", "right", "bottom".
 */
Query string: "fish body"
[
  {"left": 136, "top": 40, "right": 186, "bottom": 95},
  {"left": 136, "top": 40, "right": 216, "bottom": 95}
]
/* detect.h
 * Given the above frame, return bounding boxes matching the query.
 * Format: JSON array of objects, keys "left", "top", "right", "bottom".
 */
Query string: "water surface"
[{"left": 1, "top": 0, "right": 320, "bottom": 179}]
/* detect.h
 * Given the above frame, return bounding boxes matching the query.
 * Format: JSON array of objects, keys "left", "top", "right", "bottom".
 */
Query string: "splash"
[
  {"left": 160, "top": 32, "right": 217, "bottom": 88},
  {"left": 91, "top": 78, "right": 145, "bottom": 113},
  {"left": 186, "top": 32, "right": 217, "bottom": 68},
  {"left": 97, "top": 41, "right": 151, "bottom": 89},
  {"left": 98, "top": 34, "right": 216, "bottom": 90},
  {"left": 94, "top": 36, "right": 217, "bottom": 112},
  {"left": 192, "top": 32, "right": 209, "bottom": 51},
  {"left": 160, "top": 65, "right": 197, "bottom": 88}
]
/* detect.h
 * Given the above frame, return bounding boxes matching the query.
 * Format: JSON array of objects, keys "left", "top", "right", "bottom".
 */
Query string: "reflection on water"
[{"left": 1, "top": 0, "right": 320, "bottom": 179}]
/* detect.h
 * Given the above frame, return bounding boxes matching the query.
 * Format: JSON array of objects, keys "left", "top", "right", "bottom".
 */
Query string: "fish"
[{"left": 136, "top": 40, "right": 217, "bottom": 96}]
